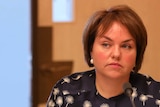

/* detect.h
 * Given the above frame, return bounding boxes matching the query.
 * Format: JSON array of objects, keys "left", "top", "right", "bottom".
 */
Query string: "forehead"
[{"left": 97, "top": 22, "right": 134, "bottom": 40}]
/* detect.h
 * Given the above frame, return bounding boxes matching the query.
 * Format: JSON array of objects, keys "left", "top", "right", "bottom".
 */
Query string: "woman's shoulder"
[
  {"left": 130, "top": 72, "right": 160, "bottom": 98},
  {"left": 130, "top": 72, "right": 160, "bottom": 85},
  {"left": 53, "top": 69, "right": 96, "bottom": 94}
]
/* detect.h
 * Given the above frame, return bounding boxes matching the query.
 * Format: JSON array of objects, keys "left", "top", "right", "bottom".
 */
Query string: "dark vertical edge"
[{"left": 31, "top": 0, "right": 39, "bottom": 107}]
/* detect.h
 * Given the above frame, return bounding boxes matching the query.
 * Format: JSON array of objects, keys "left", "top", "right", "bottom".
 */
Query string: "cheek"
[
  {"left": 93, "top": 51, "right": 108, "bottom": 62},
  {"left": 124, "top": 53, "right": 136, "bottom": 65}
]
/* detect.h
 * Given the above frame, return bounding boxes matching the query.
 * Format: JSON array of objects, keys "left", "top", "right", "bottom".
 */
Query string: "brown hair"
[{"left": 82, "top": 5, "right": 147, "bottom": 72}]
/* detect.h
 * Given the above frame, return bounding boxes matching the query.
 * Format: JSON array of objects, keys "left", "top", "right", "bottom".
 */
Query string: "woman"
[{"left": 47, "top": 5, "right": 160, "bottom": 107}]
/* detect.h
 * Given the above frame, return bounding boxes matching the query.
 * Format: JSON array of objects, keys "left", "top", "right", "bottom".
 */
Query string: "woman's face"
[{"left": 91, "top": 22, "right": 136, "bottom": 80}]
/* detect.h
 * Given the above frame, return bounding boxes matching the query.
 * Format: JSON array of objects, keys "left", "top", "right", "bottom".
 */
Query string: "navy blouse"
[{"left": 47, "top": 69, "right": 160, "bottom": 107}]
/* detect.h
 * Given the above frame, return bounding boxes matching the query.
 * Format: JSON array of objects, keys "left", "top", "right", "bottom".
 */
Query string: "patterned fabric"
[{"left": 46, "top": 69, "right": 160, "bottom": 107}]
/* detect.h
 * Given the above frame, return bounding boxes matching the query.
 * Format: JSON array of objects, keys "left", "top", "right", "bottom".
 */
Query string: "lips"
[{"left": 107, "top": 62, "right": 123, "bottom": 68}]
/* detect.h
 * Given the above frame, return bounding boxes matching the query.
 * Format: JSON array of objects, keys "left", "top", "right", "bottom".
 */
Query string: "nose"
[{"left": 111, "top": 46, "right": 121, "bottom": 60}]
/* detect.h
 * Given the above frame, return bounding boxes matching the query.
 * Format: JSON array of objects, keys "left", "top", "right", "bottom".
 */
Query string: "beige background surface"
[{"left": 38, "top": 0, "right": 160, "bottom": 81}]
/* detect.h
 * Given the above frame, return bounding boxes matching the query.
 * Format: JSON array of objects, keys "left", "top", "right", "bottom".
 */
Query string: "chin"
[{"left": 104, "top": 70, "right": 129, "bottom": 79}]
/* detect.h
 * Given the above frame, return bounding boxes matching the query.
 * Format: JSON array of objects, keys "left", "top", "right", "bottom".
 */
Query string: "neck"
[{"left": 95, "top": 73, "right": 130, "bottom": 99}]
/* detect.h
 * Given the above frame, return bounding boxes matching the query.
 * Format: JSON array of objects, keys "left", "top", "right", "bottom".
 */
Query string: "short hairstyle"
[{"left": 82, "top": 5, "right": 147, "bottom": 72}]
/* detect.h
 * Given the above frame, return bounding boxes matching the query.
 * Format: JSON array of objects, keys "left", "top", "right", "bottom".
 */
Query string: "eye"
[
  {"left": 102, "top": 43, "right": 111, "bottom": 48},
  {"left": 121, "top": 44, "right": 132, "bottom": 49}
]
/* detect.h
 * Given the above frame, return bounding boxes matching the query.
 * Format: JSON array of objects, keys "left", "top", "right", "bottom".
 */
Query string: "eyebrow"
[{"left": 101, "top": 36, "right": 135, "bottom": 43}]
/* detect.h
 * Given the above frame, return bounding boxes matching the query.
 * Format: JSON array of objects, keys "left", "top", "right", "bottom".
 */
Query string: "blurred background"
[{"left": 0, "top": 0, "right": 160, "bottom": 107}]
